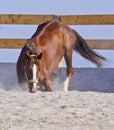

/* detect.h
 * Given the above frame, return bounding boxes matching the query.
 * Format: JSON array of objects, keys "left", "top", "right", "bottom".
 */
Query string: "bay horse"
[{"left": 16, "top": 20, "right": 106, "bottom": 93}]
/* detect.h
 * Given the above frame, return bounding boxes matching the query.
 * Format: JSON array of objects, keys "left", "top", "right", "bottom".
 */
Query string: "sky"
[{"left": 0, "top": 0, "right": 114, "bottom": 67}]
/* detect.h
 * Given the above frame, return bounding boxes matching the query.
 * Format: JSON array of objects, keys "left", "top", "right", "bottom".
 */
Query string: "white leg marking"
[
  {"left": 63, "top": 77, "right": 69, "bottom": 92},
  {"left": 33, "top": 64, "right": 37, "bottom": 87}
]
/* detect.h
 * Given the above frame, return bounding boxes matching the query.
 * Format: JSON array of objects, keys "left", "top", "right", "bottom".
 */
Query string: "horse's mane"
[{"left": 31, "top": 20, "right": 51, "bottom": 39}]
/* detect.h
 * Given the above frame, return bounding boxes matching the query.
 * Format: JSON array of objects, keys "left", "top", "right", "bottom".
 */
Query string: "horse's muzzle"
[{"left": 29, "top": 86, "right": 38, "bottom": 93}]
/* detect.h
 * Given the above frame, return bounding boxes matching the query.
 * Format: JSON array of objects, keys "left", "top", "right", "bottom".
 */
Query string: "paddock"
[
  {"left": 0, "top": 14, "right": 114, "bottom": 130},
  {"left": 0, "top": 63, "right": 114, "bottom": 130}
]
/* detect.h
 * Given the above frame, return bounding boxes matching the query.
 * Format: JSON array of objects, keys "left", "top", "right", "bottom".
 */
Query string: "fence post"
[{"left": 54, "top": 15, "right": 60, "bottom": 20}]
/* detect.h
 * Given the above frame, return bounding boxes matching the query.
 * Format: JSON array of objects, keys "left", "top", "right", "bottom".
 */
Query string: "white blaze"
[{"left": 33, "top": 64, "right": 37, "bottom": 87}]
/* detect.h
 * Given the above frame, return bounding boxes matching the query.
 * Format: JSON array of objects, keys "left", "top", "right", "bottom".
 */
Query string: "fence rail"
[
  {"left": 0, "top": 14, "right": 55, "bottom": 25},
  {"left": 0, "top": 14, "right": 114, "bottom": 25},
  {"left": 60, "top": 14, "right": 114, "bottom": 25},
  {"left": 0, "top": 38, "right": 114, "bottom": 50},
  {"left": 0, "top": 14, "right": 114, "bottom": 49}
]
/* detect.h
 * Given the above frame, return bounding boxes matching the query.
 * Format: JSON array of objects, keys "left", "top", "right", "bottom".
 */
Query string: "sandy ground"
[
  {"left": 0, "top": 89, "right": 114, "bottom": 130},
  {"left": 0, "top": 64, "right": 114, "bottom": 130}
]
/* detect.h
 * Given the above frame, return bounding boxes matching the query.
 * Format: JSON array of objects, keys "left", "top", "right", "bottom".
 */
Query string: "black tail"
[{"left": 73, "top": 30, "right": 106, "bottom": 67}]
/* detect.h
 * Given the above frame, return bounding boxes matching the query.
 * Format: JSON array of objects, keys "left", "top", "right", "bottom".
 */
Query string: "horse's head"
[{"left": 24, "top": 41, "right": 42, "bottom": 93}]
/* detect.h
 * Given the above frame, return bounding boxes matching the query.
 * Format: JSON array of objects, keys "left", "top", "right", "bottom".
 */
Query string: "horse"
[{"left": 16, "top": 20, "right": 106, "bottom": 93}]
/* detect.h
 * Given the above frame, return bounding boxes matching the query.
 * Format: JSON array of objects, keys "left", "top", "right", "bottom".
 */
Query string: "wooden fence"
[{"left": 0, "top": 14, "right": 114, "bottom": 49}]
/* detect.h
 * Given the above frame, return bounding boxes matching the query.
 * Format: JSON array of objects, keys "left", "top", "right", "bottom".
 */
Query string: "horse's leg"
[
  {"left": 63, "top": 51, "right": 74, "bottom": 92},
  {"left": 44, "top": 76, "right": 52, "bottom": 92}
]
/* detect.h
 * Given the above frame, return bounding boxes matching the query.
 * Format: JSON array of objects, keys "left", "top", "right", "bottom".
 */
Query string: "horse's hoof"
[
  {"left": 63, "top": 88, "right": 68, "bottom": 92},
  {"left": 45, "top": 88, "right": 52, "bottom": 92}
]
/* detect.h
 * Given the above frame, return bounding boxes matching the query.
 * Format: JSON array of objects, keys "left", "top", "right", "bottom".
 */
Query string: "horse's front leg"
[{"left": 44, "top": 77, "right": 52, "bottom": 92}]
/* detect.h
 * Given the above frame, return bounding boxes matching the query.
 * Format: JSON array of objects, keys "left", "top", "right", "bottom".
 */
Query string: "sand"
[
  {"left": 0, "top": 87, "right": 114, "bottom": 130},
  {"left": 0, "top": 64, "right": 114, "bottom": 130}
]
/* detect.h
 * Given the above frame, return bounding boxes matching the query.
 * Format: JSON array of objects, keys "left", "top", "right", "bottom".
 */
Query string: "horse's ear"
[
  {"left": 26, "top": 41, "right": 41, "bottom": 56},
  {"left": 26, "top": 41, "right": 33, "bottom": 50},
  {"left": 26, "top": 50, "right": 31, "bottom": 58},
  {"left": 37, "top": 52, "right": 42, "bottom": 60}
]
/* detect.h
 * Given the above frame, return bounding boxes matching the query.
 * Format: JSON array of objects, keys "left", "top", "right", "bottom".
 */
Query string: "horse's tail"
[{"left": 73, "top": 30, "right": 106, "bottom": 67}]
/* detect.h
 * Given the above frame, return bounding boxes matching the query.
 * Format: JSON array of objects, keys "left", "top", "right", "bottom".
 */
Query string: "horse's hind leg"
[{"left": 63, "top": 51, "right": 74, "bottom": 91}]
